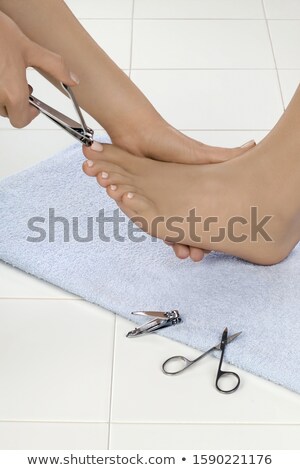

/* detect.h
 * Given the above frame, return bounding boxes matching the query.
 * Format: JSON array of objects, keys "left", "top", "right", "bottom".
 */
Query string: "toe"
[
  {"left": 83, "top": 159, "right": 130, "bottom": 179},
  {"left": 84, "top": 142, "right": 142, "bottom": 172},
  {"left": 205, "top": 141, "right": 256, "bottom": 163},
  {"left": 106, "top": 184, "right": 137, "bottom": 202},
  {"left": 121, "top": 192, "right": 156, "bottom": 233},
  {"left": 96, "top": 171, "right": 131, "bottom": 189},
  {"left": 189, "top": 246, "right": 205, "bottom": 262},
  {"left": 121, "top": 191, "right": 150, "bottom": 212},
  {"left": 171, "top": 243, "right": 190, "bottom": 260}
]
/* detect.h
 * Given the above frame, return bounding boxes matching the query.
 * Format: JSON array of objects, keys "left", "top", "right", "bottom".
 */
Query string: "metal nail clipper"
[
  {"left": 28, "top": 82, "right": 94, "bottom": 146},
  {"left": 126, "top": 310, "right": 182, "bottom": 337}
]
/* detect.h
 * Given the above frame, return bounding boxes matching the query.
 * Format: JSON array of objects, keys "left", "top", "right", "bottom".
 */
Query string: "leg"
[
  {"left": 0, "top": 0, "right": 254, "bottom": 163},
  {"left": 83, "top": 85, "right": 300, "bottom": 265}
]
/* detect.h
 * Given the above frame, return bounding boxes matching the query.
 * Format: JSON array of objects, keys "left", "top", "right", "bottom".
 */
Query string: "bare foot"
[
  {"left": 83, "top": 125, "right": 255, "bottom": 261},
  {"left": 83, "top": 136, "right": 300, "bottom": 265},
  {"left": 111, "top": 122, "right": 255, "bottom": 164}
]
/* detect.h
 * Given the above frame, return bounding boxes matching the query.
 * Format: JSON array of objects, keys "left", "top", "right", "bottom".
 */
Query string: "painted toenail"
[
  {"left": 101, "top": 172, "right": 109, "bottom": 179},
  {"left": 91, "top": 141, "right": 103, "bottom": 152},
  {"left": 241, "top": 139, "right": 255, "bottom": 148},
  {"left": 110, "top": 185, "right": 117, "bottom": 191},
  {"left": 86, "top": 160, "right": 94, "bottom": 167},
  {"left": 127, "top": 192, "right": 134, "bottom": 199}
]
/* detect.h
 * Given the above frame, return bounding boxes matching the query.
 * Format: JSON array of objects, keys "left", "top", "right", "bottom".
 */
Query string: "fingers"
[
  {"left": 25, "top": 40, "right": 80, "bottom": 87},
  {"left": 2, "top": 72, "right": 40, "bottom": 128}
]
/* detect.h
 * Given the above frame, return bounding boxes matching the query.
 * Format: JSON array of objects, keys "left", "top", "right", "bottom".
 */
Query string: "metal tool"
[
  {"left": 162, "top": 327, "right": 242, "bottom": 394},
  {"left": 29, "top": 82, "right": 94, "bottom": 146},
  {"left": 126, "top": 310, "right": 181, "bottom": 337}
]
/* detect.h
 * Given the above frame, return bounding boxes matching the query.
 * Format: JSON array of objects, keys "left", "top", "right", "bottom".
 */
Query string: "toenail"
[
  {"left": 127, "top": 192, "right": 134, "bottom": 199},
  {"left": 101, "top": 172, "right": 109, "bottom": 179},
  {"left": 241, "top": 139, "right": 255, "bottom": 148},
  {"left": 86, "top": 160, "right": 94, "bottom": 167},
  {"left": 110, "top": 185, "right": 117, "bottom": 191},
  {"left": 91, "top": 141, "right": 103, "bottom": 152}
]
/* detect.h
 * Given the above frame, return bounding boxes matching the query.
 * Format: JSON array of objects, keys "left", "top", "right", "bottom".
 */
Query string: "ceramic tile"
[
  {"left": 264, "top": 0, "right": 300, "bottom": 19},
  {"left": 0, "top": 130, "right": 75, "bottom": 178},
  {"left": 65, "top": 0, "right": 133, "bottom": 18},
  {"left": 134, "top": 0, "right": 264, "bottom": 19},
  {"left": 110, "top": 423, "right": 300, "bottom": 450},
  {"left": 0, "top": 422, "right": 108, "bottom": 450},
  {"left": 130, "top": 69, "right": 283, "bottom": 130},
  {"left": 0, "top": 261, "right": 79, "bottom": 299},
  {"left": 278, "top": 70, "right": 300, "bottom": 108},
  {"left": 111, "top": 317, "right": 300, "bottom": 424},
  {"left": 268, "top": 21, "right": 300, "bottom": 69},
  {"left": 132, "top": 20, "right": 274, "bottom": 69},
  {"left": 0, "top": 129, "right": 109, "bottom": 179},
  {"left": 0, "top": 300, "right": 115, "bottom": 422}
]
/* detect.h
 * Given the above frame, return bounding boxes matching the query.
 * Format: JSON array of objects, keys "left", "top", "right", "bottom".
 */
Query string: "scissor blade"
[
  {"left": 226, "top": 331, "right": 242, "bottom": 344},
  {"left": 214, "top": 331, "right": 242, "bottom": 350}
]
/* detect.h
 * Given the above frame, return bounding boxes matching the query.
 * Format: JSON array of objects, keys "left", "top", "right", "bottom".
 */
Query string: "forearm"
[{"left": 0, "top": 0, "right": 163, "bottom": 140}]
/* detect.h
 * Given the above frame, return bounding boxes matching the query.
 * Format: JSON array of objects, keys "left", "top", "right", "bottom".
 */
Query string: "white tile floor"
[{"left": 0, "top": 0, "right": 300, "bottom": 450}]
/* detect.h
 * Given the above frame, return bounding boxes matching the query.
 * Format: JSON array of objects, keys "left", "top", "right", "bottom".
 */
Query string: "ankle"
[{"left": 109, "top": 117, "right": 171, "bottom": 158}]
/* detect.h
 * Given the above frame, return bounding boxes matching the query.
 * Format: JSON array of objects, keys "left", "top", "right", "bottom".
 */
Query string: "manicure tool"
[
  {"left": 28, "top": 82, "right": 94, "bottom": 146},
  {"left": 126, "top": 310, "right": 181, "bottom": 337},
  {"left": 162, "top": 327, "right": 242, "bottom": 394}
]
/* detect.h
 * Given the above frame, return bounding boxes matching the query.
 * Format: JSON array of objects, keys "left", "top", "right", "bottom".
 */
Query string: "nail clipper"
[
  {"left": 126, "top": 310, "right": 181, "bottom": 337},
  {"left": 29, "top": 82, "right": 94, "bottom": 146}
]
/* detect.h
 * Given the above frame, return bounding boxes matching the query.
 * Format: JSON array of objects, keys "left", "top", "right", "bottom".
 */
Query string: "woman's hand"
[{"left": 0, "top": 11, "right": 79, "bottom": 128}]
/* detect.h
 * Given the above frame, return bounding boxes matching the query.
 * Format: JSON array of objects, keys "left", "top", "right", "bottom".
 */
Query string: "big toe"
[{"left": 193, "top": 140, "right": 256, "bottom": 164}]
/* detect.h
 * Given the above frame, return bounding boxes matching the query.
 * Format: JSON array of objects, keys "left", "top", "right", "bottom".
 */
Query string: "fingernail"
[
  {"left": 86, "top": 160, "right": 94, "bottom": 168},
  {"left": 127, "top": 192, "right": 134, "bottom": 199},
  {"left": 110, "top": 185, "right": 117, "bottom": 191},
  {"left": 70, "top": 72, "right": 80, "bottom": 85},
  {"left": 91, "top": 141, "right": 103, "bottom": 152},
  {"left": 241, "top": 139, "right": 255, "bottom": 148},
  {"left": 101, "top": 172, "right": 109, "bottom": 179}
]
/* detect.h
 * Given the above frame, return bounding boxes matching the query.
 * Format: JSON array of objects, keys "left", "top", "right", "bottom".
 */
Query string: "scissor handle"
[
  {"left": 162, "top": 355, "right": 192, "bottom": 375},
  {"left": 216, "top": 370, "right": 240, "bottom": 394}
]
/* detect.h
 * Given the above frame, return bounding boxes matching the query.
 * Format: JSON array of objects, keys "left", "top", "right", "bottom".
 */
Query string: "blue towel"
[{"left": 1, "top": 135, "right": 299, "bottom": 394}]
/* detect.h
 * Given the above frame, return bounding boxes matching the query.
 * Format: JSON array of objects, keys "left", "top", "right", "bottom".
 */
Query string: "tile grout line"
[
  {"left": 107, "top": 314, "right": 117, "bottom": 450},
  {"left": 79, "top": 18, "right": 300, "bottom": 21},
  {"left": 128, "top": 0, "right": 135, "bottom": 78},
  {"left": 107, "top": 0, "right": 136, "bottom": 449},
  {"left": 0, "top": 298, "right": 83, "bottom": 301},
  {"left": 0, "top": 419, "right": 298, "bottom": 425},
  {"left": 261, "top": 0, "right": 285, "bottom": 110}
]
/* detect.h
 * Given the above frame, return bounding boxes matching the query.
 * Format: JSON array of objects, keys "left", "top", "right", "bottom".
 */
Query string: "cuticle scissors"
[
  {"left": 162, "top": 327, "right": 242, "bottom": 394},
  {"left": 28, "top": 82, "right": 94, "bottom": 147}
]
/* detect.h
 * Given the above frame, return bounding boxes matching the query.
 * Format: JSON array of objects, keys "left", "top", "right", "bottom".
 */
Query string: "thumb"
[{"left": 25, "top": 40, "right": 80, "bottom": 87}]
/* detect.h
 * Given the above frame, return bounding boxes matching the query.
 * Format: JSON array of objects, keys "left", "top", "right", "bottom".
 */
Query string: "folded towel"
[{"left": 1, "top": 135, "right": 299, "bottom": 394}]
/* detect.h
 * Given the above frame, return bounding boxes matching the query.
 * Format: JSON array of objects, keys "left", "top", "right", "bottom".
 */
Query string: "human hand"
[{"left": 0, "top": 11, "right": 79, "bottom": 128}]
